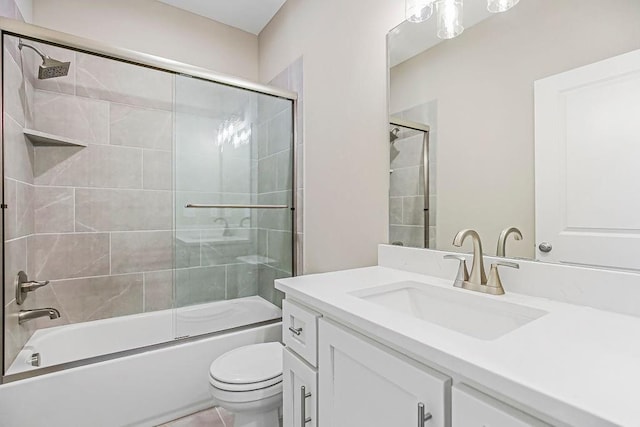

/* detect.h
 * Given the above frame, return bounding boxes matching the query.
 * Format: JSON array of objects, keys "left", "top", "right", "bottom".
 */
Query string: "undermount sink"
[{"left": 352, "top": 281, "right": 547, "bottom": 340}]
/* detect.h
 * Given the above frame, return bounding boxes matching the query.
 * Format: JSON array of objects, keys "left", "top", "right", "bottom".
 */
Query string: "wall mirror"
[{"left": 387, "top": 0, "right": 640, "bottom": 271}]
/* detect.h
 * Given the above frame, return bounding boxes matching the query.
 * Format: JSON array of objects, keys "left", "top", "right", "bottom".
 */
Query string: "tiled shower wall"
[
  {"left": 9, "top": 39, "right": 177, "bottom": 342},
  {"left": 3, "top": 37, "right": 297, "bottom": 369},
  {"left": 173, "top": 78, "right": 264, "bottom": 308},
  {"left": 389, "top": 102, "right": 437, "bottom": 249},
  {"left": 255, "top": 57, "right": 303, "bottom": 307},
  {"left": 3, "top": 27, "right": 38, "bottom": 371}
]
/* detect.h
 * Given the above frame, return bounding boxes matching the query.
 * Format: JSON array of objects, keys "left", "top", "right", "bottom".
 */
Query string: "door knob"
[{"left": 538, "top": 242, "right": 552, "bottom": 253}]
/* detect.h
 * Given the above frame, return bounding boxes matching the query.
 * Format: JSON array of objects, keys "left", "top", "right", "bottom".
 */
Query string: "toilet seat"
[
  {"left": 210, "top": 380, "right": 283, "bottom": 404},
  {"left": 209, "top": 342, "right": 283, "bottom": 393}
]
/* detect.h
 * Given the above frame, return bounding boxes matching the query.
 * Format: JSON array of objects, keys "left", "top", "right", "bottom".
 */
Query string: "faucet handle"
[
  {"left": 493, "top": 261, "right": 520, "bottom": 269},
  {"left": 15, "top": 271, "right": 50, "bottom": 305},
  {"left": 443, "top": 255, "right": 469, "bottom": 288},
  {"left": 486, "top": 261, "right": 519, "bottom": 295}
]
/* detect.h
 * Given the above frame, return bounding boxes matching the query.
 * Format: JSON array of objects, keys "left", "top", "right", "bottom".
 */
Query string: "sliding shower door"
[
  {"left": 173, "top": 75, "right": 294, "bottom": 339},
  {"left": 2, "top": 28, "right": 296, "bottom": 379}
]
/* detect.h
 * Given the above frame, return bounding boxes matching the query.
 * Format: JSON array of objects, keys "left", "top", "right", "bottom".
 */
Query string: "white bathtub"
[
  {"left": 7, "top": 295, "right": 281, "bottom": 375},
  {"left": 1, "top": 296, "right": 282, "bottom": 426}
]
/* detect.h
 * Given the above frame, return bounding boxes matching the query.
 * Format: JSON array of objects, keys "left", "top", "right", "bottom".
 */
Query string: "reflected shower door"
[
  {"left": 174, "top": 75, "right": 294, "bottom": 339},
  {"left": 389, "top": 123, "right": 431, "bottom": 249}
]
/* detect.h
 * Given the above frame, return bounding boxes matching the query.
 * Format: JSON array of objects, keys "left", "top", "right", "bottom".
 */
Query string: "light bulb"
[
  {"left": 406, "top": 0, "right": 434, "bottom": 23},
  {"left": 436, "top": 0, "right": 464, "bottom": 40},
  {"left": 487, "top": 0, "right": 519, "bottom": 13}
]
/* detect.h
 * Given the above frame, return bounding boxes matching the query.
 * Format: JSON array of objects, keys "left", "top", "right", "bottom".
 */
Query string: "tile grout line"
[{"left": 108, "top": 232, "right": 112, "bottom": 276}]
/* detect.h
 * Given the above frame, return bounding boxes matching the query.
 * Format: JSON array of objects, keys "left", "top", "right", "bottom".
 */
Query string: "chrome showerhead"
[{"left": 18, "top": 41, "right": 70, "bottom": 80}]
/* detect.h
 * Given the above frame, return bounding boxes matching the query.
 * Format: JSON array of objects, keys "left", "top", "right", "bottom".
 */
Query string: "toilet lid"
[{"left": 209, "top": 342, "right": 283, "bottom": 385}]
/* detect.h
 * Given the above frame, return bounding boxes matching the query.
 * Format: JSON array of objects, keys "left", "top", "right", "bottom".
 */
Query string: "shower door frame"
[
  {"left": 0, "top": 17, "right": 298, "bottom": 384},
  {"left": 389, "top": 118, "right": 431, "bottom": 248}
]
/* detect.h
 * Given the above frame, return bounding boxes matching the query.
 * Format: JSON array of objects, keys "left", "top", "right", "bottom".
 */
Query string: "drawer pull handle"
[
  {"left": 301, "top": 385, "right": 312, "bottom": 425},
  {"left": 289, "top": 326, "right": 303, "bottom": 336},
  {"left": 418, "top": 403, "right": 432, "bottom": 426}
]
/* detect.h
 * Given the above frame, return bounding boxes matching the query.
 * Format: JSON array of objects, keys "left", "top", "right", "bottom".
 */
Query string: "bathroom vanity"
[{"left": 276, "top": 245, "right": 640, "bottom": 427}]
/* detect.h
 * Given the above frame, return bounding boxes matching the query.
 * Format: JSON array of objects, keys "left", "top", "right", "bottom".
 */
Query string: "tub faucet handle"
[
  {"left": 15, "top": 271, "right": 50, "bottom": 305},
  {"left": 22, "top": 280, "right": 50, "bottom": 292}
]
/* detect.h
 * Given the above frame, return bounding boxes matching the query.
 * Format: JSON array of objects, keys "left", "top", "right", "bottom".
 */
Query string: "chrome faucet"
[
  {"left": 18, "top": 308, "right": 60, "bottom": 325},
  {"left": 452, "top": 229, "right": 486, "bottom": 285},
  {"left": 446, "top": 229, "right": 519, "bottom": 295},
  {"left": 497, "top": 227, "right": 522, "bottom": 257}
]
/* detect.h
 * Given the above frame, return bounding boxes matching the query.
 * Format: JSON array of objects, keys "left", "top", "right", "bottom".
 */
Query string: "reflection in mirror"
[
  {"left": 388, "top": 0, "right": 640, "bottom": 270},
  {"left": 388, "top": 118, "right": 433, "bottom": 249}
]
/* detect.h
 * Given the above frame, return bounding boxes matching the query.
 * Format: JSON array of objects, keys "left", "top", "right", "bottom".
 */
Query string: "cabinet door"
[
  {"left": 452, "top": 385, "right": 550, "bottom": 427},
  {"left": 319, "top": 319, "right": 451, "bottom": 427},
  {"left": 284, "top": 348, "right": 318, "bottom": 427}
]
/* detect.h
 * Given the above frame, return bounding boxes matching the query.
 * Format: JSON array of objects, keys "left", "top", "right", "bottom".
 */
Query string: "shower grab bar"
[{"left": 185, "top": 204, "right": 289, "bottom": 209}]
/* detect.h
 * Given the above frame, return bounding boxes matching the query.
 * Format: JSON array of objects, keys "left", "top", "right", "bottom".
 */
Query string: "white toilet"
[{"left": 209, "top": 342, "right": 284, "bottom": 427}]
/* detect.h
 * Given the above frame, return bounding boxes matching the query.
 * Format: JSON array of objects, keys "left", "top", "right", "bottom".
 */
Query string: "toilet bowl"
[{"left": 209, "top": 342, "right": 283, "bottom": 427}]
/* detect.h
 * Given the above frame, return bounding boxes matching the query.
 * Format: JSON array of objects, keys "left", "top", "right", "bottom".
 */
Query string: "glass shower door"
[{"left": 173, "top": 75, "right": 294, "bottom": 339}]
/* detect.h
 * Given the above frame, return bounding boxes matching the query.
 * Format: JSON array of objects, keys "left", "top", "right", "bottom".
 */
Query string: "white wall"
[
  {"left": 390, "top": 0, "right": 640, "bottom": 258},
  {"left": 15, "top": 0, "right": 32, "bottom": 22},
  {"left": 32, "top": 0, "right": 259, "bottom": 80},
  {"left": 259, "top": 0, "right": 404, "bottom": 273}
]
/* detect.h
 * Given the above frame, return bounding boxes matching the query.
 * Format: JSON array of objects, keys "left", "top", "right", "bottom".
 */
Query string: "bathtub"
[
  {"left": 7, "top": 295, "right": 281, "bottom": 375},
  {"left": 0, "top": 296, "right": 282, "bottom": 426}
]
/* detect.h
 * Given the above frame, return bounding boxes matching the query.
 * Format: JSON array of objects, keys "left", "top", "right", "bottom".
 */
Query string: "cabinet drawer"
[
  {"left": 283, "top": 348, "right": 317, "bottom": 427},
  {"left": 283, "top": 299, "right": 321, "bottom": 367},
  {"left": 453, "top": 384, "right": 550, "bottom": 427}
]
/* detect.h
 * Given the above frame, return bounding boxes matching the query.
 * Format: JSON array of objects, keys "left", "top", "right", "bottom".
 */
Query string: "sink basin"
[{"left": 352, "top": 281, "right": 547, "bottom": 340}]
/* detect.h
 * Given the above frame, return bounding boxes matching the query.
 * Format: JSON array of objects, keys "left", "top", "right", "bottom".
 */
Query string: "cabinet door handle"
[
  {"left": 301, "top": 385, "right": 312, "bottom": 425},
  {"left": 289, "top": 326, "right": 303, "bottom": 336},
  {"left": 418, "top": 403, "right": 432, "bottom": 426}
]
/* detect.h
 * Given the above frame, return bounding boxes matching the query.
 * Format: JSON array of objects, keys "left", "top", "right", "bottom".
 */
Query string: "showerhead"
[
  {"left": 390, "top": 127, "right": 400, "bottom": 143},
  {"left": 38, "top": 57, "right": 71, "bottom": 79},
  {"left": 18, "top": 42, "right": 70, "bottom": 80}
]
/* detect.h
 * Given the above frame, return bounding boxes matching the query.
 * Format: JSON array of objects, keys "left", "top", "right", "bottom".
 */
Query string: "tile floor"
[{"left": 158, "top": 407, "right": 234, "bottom": 427}]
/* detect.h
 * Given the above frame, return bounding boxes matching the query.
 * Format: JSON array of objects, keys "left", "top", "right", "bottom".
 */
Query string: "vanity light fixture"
[
  {"left": 407, "top": 0, "right": 519, "bottom": 40},
  {"left": 406, "top": 0, "right": 435, "bottom": 23},
  {"left": 436, "top": 0, "right": 464, "bottom": 39},
  {"left": 487, "top": 0, "right": 519, "bottom": 13}
]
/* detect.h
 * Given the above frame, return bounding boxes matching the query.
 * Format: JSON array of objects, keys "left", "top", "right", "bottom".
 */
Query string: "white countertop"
[{"left": 276, "top": 266, "right": 640, "bottom": 427}]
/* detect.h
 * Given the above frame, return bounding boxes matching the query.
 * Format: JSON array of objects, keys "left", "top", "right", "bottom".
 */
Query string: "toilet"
[{"left": 209, "top": 342, "right": 284, "bottom": 427}]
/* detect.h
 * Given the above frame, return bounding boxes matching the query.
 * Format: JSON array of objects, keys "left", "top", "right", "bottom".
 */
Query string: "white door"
[
  {"left": 535, "top": 48, "right": 640, "bottom": 270},
  {"left": 318, "top": 319, "right": 450, "bottom": 427},
  {"left": 283, "top": 348, "right": 317, "bottom": 427}
]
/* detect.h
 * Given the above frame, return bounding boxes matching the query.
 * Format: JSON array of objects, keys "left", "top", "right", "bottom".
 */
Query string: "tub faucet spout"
[{"left": 18, "top": 308, "right": 60, "bottom": 325}]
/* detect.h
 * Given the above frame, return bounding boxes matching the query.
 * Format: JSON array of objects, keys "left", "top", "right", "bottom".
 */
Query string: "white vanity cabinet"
[
  {"left": 282, "top": 300, "right": 322, "bottom": 427},
  {"left": 281, "top": 298, "right": 553, "bottom": 427},
  {"left": 452, "top": 384, "right": 550, "bottom": 427},
  {"left": 318, "top": 319, "right": 451, "bottom": 427},
  {"left": 283, "top": 348, "right": 318, "bottom": 427}
]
